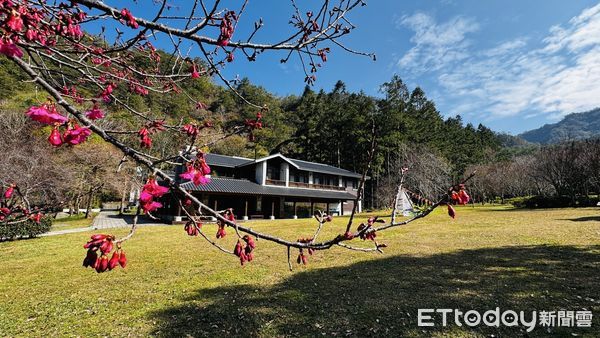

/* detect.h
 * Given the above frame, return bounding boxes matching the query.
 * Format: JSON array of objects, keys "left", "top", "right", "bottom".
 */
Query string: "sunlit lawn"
[
  {"left": 1, "top": 205, "right": 599, "bottom": 337},
  {"left": 50, "top": 213, "right": 98, "bottom": 231}
]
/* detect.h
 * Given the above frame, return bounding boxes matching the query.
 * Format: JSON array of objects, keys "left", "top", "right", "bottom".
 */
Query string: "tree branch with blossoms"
[{"left": 0, "top": 0, "right": 473, "bottom": 272}]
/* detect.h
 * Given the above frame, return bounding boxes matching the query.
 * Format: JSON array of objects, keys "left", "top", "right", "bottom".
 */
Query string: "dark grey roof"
[
  {"left": 289, "top": 158, "right": 363, "bottom": 178},
  {"left": 180, "top": 177, "right": 356, "bottom": 200},
  {"left": 205, "top": 152, "right": 362, "bottom": 178},
  {"left": 205, "top": 153, "right": 252, "bottom": 168}
]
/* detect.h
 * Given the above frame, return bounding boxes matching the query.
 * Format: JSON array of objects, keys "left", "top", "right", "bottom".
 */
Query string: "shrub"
[
  {"left": 505, "top": 196, "right": 531, "bottom": 207},
  {"left": 509, "top": 195, "right": 600, "bottom": 208},
  {"left": 0, "top": 217, "right": 52, "bottom": 241}
]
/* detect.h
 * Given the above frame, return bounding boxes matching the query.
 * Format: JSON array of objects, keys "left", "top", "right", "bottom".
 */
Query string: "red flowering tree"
[{"left": 0, "top": 0, "right": 472, "bottom": 271}]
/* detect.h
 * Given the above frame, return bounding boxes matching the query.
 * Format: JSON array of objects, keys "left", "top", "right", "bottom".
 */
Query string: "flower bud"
[
  {"left": 108, "top": 251, "right": 120, "bottom": 270},
  {"left": 447, "top": 204, "right": 456, "bottom": 219},
  {"left": 118, "top": 251, "right": 127, "bottom": 268}
]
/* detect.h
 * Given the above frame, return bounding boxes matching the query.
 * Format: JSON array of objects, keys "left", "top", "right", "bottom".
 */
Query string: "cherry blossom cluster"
[
  {"left": 139, "top": 177, "right": 169, "bottom": 213},
  {"left": 1, "top": 1, "right": 211, "bottom": 114},
  {"left": 138, "top": 121, "right": 166, "bottom": 149},
  {"left": 184, "top": 220, "right": 201, "bottom": 236},
  {"left": 447, "top": 184, "right": 471, "bottom": 219},
  {"left": 343, "top": 216, "right": 384, "bottom": 241},
  {"left": 119, "top": 8, "right": 138, "bottom": 29},
  {"left": 1, "top": 183, "right": 44, "bottom": 223},
  {"left": 179, "top": 152, "right": 212, "bottom": 186},
  {"left": 317, "top": 48, "right": 330, "bottom": 62},
  {"left": 82, "top": 234, "right": 127, "bottom": 273},
  {"left": 183, "top": 208, "right": 258, "bottom": 266},
  {"left": 0, "top": 185, "right": 14, "bottom": 221},
  {"left": 190, "top": 62, "right": 202, "bottom": 79},
  {"left": 357, "top": 216, "right": 381, "bottom": 241},
  {"left": 181, "top": 121, "right": 212, "bottom": 138},
  {"left": 217, "top": 11, "right": 237, "bottom": 47},
  {"left": 296, "top": 237, "right": 315, "bottom": 265},
  {"left": 25, "top": 101, "right": 106, "bottom": 147},
  {"left": 0, "top": 0, "right": 86, "bottom": 58},
  {"left": 292, "top": 214, "right": 334, "bottom": 266},
  {"left": 245, "top": 111, "right": 264, "bottom": 142},
  {"left": 233, "top": 235, "right": 255, "bottom": 265},
  {"left": 216, "top": 209, "right": 235, "bottom": 239},
  {"left": 450, "top": 184, "right": 471, "bottom": 205},
  {"left": 3, "top": 185, "right": 13, "bottom": 199}
]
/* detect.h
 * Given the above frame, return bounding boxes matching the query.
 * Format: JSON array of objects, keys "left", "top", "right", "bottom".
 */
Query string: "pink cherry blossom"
[
  {"left": 141, "top": 201, "right": 162, "bottom": 213},
  {"left": 0, "top": 41, "right": 23, "bottom": 58},
  {"left": 139, "top": 190, "right": 153, "bottom": 204},
  {"left": 3, "top": 185, "right": 15, "bottom": 199},
  {"left": 120, "top": 8, "right": 139, "bottom": 29},
  {"left": 48, "top": 127, "right": 63, "bottom": 147},
  {"left": 6, "top": 13, "right": 23, "bottom": 31},
  {"left": 26, "top": 105, "right": 68, "bottom": 125},
  {"left": 85, "top": 106, "right": 105, "bottom": 120},
  {"left": 142, "top": 178, "right": 169, "bottom": 198},
  {"left": 179, "top": 166, "right": 198, "bottom": 181},
  {"left": 192, "top": 174, "right": 210, "bottom": 186},
  {"left": 63, "top": 124, "right": 92, "bottom": 145},
  {"left": 190, "top": 64, "right": 200, "bottom": 79}
]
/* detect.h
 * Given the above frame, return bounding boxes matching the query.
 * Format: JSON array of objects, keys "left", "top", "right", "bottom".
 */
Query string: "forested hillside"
[
  {"left": 519, "top": 108, "right": 600, "bottom": 144},
  {"left": 0, "top": 52, "right": 502, "bottom": 209}
]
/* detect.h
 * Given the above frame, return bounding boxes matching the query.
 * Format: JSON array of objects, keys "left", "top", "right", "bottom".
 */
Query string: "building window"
[
  {"left": 291, "top": 170, "right": 308, "bottom": 183},
  {"left": 256, "top": 196, "right": 262, "bottom": 212},
  {"left": 267, "top": 166, "right": 280, "bottom": 180},
  {"left": 201, "top": 195, "right": 209, "bottom": 205},
  {"left": 345, "top": 178, "right": 357, "bottom": 188},
  {"left": 314, "top": 173, "right": 336, "bottom": 186},
  {"left": 313, "top": 173, "right": 322, "bottom": 185}
]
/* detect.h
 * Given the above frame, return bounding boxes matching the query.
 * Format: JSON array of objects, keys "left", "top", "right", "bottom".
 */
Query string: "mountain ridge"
[{"left": 518, "top": 108, "right": 600, "bottom": 144}]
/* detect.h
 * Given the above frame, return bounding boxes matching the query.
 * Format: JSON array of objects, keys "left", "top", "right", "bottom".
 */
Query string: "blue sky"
[{"left": 91, "top": 1, "right": 600, "bottom": 134}]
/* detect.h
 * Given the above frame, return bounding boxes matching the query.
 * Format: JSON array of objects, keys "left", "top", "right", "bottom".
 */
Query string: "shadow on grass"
[
  {"left": 562, "top": 216, "right": 600, "bottom": 222},
  {"left": 459, "top": 205, "right": 523, "bottom": 212},
  {"left": 150, "top": 245, "right": 599, "bottom": 337},
  {"left": 105, "top": 214, "right": 169, "bottom": 225}
]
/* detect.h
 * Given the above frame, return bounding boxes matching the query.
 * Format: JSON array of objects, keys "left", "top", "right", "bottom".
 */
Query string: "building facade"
[{"left": 164, "top": 153, "right": 364, "bottom": 221}]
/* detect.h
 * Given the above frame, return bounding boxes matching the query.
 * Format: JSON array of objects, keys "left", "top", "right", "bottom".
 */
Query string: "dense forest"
[
  {"left": 0, "top": 49, "right": 501, "bottom": 209},
  {"left": 1, "top": 49, "right": 597, "bottom": 210}
]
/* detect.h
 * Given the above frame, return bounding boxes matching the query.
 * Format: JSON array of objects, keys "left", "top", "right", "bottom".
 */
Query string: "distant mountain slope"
[
  {"left": 496, "top": 133, "right": 532, "bottom": 147},
  {"left": 519, "top": 108, "right": 600, "bottom": 144}
]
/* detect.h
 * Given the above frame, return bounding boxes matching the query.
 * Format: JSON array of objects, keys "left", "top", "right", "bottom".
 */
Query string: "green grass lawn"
[
  {"left": 1, "top": 206, "right": 599, "bottom": 337},
  {"left": 50, "top": 213, "right": 97, "bottom": 231}
]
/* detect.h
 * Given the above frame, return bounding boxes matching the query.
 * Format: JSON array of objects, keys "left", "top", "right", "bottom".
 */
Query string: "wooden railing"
[
  {"left": 265, "top": 178, "right": 286, "bottom": 186},
  {"left": 286, "top": 181, "right": 347, "bottom": 191},
  {"left": 288, "top": 181, "right": 309, "bottom": 188}
]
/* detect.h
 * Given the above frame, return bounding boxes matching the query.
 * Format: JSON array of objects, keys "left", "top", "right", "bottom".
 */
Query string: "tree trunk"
[
  {"left": 119, "top": 184, "right": 128, "bottom": 215},
  {"left": 85, "top": 187, "right": 94, "bottom": 218},
  {"left": 74, "top": 196, "right": 80, "bottom": 215}
]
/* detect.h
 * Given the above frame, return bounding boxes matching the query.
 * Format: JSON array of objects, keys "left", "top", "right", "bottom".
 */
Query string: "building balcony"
[
  {"left": 264, "top": 179, "right": 348, "bottom": 191},
  {"left": 265, "top": 178, "right": 286, "bottom": 186}
]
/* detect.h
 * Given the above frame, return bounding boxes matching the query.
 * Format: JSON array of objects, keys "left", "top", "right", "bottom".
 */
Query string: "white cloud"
[
  {"left": 440, "top": 0, "right": 456, "bottom": 6},
  {"left": 398, "top": 4, "right": 600, "bottom": 122},
  {"left": 396, "top": 12, "right": 479, "bottom": 73},
  {"left": 543, "top": 3, "right": 600, "bottom": 53},
  {"left": 482, "top": 38, "right": 527, "bottom": 57}
]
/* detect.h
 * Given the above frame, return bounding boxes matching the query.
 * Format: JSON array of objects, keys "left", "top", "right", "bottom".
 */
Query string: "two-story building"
[{"left": 164, "top": 153, "right": 364, "bottom": 221}]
